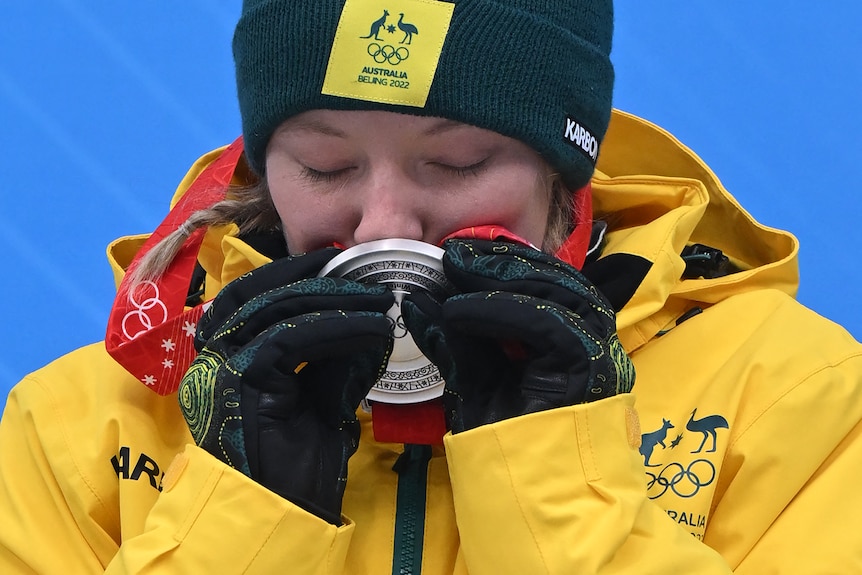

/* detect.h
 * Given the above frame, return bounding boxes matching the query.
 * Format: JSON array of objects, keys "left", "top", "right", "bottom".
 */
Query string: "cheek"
[
  {"left": 457, "top": 174, "right": 550, "bottom": 246},
  {"left": 269, "top": 183, "right": 353, "bottom": 253},
  {"left": 517, "top": 186, "right": 553, "bottom": 241}
]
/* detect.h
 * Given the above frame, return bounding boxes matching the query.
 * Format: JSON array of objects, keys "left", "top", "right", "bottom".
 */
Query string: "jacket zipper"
[{"left": 392, "top": 444, "right": 432, "bottom": 575}]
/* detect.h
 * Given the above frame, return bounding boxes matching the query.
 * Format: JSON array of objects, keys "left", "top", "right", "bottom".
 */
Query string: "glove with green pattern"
[
  {"left": 179, "top": 248, "right": 394, "bottom": 525},
  {"left": 403, "top": 238, "right": 634, "bottom": 433}
]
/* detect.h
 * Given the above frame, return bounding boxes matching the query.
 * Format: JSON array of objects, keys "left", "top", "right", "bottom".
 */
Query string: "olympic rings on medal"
[
  {"left": 121, "top": 280, "right": 169, "bottom": 340},
  {"left": 367, "top": 43, "right": 410, "bottom": 65},
  {"left": 645, "top": 459, "right": 716, "bottom": 499}
]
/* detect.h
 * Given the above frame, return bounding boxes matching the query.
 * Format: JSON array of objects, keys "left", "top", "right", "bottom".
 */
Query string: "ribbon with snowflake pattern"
[{"left": 105, "top": 137, "right": 244, "bottom": 396}]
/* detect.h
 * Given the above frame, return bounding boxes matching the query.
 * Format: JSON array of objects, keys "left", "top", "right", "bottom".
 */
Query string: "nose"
[{"left": 350, "top": 170, "right": 425, "bottom": 245}]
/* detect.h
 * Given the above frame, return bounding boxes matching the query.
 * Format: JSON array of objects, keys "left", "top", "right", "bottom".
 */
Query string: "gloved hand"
[
  {"left": 402, "top": 239, "right": 634, "bottom": 434},
  {"left": 178, "top": 248, "right": 394, "bottom": 525}
]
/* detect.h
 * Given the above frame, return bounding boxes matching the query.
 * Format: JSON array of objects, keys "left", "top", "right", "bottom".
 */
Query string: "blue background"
[{"left": 2, "top": 2, "right": 860, "bottom": 411}]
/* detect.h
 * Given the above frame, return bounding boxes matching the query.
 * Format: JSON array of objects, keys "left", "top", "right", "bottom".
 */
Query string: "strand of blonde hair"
[{"left": 123, "top": 180, "right": 279, "bottom": 290}]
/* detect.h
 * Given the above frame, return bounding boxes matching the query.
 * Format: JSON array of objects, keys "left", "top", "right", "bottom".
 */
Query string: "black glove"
[
  {"left": 179, "top": 248, "right": 394, "bottom": 525},
  {"left": 402, "top": 239, "right": 634, "bottom": 433}
]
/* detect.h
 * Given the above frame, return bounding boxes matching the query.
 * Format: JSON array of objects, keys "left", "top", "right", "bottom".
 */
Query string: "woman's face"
[{"left": 265, "top": 110, "right": 553, "bottom": 253}]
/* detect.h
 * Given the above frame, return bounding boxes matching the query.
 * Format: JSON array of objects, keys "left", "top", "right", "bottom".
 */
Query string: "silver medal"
[{"left": 319, "top": 239, "right": 455, "bottom": 404}]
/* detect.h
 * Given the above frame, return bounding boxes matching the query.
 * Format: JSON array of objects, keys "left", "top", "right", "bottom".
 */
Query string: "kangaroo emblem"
[
  {"left": 686, "top": 409, "right": 729, "bottom": 453},
  {"left": 639, "top": 419, "right": 674, "bottom": 467},
  {"left": 397, "top": 13, "right": 419, "bottom": 44},
  {"left": 361, "top": 9, "right": 389, "bottom": 41}
]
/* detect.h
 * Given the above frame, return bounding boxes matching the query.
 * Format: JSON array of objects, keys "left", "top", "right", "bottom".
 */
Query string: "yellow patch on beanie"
[{"left": 322, "top": 0, "right": 454, "bottom": 107}]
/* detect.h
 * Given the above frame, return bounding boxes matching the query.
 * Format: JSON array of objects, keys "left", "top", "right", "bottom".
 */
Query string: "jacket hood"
[
  {"left": 590, "top": 110, "right": 798, "bottom": 351},
  {"left": 106, "top": 110, "right": 799, "bottom": 354}
]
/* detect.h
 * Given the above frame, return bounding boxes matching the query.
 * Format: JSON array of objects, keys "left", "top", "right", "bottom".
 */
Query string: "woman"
[{"left": 2, "top": 0, "right": 861, "bottom": 573}]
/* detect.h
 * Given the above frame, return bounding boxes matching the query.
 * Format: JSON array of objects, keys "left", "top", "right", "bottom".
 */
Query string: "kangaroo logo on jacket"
[
  {"left": 639, "top": 408, "right": 730, "bottom": 540},
  {"left": 322, "top": 0, "right": 453, "bottom": 107}
]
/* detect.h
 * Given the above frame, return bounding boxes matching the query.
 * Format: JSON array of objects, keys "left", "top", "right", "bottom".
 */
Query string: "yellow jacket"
[{"left": 3, "top": 110, "right": 862, "bottom": 573}]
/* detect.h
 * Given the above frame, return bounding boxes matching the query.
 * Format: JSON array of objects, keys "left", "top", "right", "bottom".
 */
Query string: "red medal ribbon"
[
  {"left": 370, "top": 399, "right": 447, "bottom": 445},
  {"left": 105, "top": 137, "right": 245, "bottom": 396}
]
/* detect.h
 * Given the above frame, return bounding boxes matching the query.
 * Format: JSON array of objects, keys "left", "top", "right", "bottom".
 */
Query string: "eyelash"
[
  {"left": 439, "top": 159, "right": 488, "bottom": 178},
  {"left": 300, "top": 159, "right": 488, "bottom": 182},
  {"left": 300, "top": 167, "right": 352, "bottom": 183}
]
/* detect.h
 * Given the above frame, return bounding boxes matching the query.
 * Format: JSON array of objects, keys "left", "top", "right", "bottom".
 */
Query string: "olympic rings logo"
[
  {"left": 645, "top": 459, "right": 716, "bottom": 499},
  {"left": 386, "top": 301, "right": 409, "bottom": 339},
  {"left": 367, "top": 43, "right": 409, "bottom": 65},
  {"left": 121, "top": 280, "right": 169, "bottom": 340},
  {"left": 390, "top": 313, "right": 409, "bottom": 339}
]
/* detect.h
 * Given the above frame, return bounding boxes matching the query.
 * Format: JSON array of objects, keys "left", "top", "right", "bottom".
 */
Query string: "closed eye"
[
  {"left": 433, "top": 158, "right": 488, "bottom": 178},
  {"left": 300, "top": 166, "right": 355, "bottom": 183}
]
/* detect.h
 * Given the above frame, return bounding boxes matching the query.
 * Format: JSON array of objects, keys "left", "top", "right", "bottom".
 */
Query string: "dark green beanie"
[{"left": 233, "top": 0, "right": 614, "bottom": 189}]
